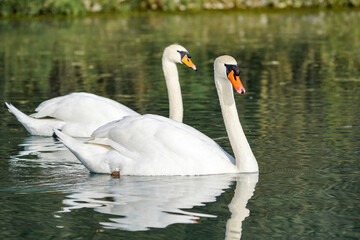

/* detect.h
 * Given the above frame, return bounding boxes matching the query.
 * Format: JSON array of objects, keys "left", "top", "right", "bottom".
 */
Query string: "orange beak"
[
  {"left": 227, "top": 70, "right": 245, "bottom": 94},
  {"left": 181, "top": 55, "right": 197, "bottom": 71}
]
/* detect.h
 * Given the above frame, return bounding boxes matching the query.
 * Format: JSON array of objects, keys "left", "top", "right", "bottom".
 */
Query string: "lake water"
[{"left": 1, "top": 9, "right": 359, "bottom": 239}]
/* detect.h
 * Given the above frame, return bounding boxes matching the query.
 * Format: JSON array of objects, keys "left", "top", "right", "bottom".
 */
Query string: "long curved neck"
[
  {"left": 162, "top": 58, "right": 183, "bottom": 122},
  {"left": 215, "top": 76, "right": 258, "bottom": 172}
]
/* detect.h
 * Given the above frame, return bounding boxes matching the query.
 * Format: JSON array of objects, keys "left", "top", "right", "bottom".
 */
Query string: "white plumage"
[{"left": 54, "top": 55, "right": 259, "bottom": 175}]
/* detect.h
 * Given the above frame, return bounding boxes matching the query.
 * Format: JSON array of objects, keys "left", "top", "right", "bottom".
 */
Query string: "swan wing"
[
  {"left": 88, "top": 114, "right": 236, "bottom": 175},
  {"left": 32, "top": 92, "right": 138, "bottom": 121}
]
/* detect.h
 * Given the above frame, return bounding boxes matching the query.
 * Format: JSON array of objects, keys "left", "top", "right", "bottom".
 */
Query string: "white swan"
[
  {"left": 54, "top": 55, "right": 259, "bottom": 175},
  {"left": 5, "top": 44, "right": 196, "bottom": 137}
]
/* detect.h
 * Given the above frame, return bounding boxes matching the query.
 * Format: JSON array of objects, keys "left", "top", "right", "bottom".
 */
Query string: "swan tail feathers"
[
  {"left": 6, "top": 102, "right": 31, "bottom": 122},
  {"left": 53, "top": 129, "right": 111, "bottom": 174},
  {"left": 53, "top": 129, "right": 81, "bottom": 150},
  {"left": 5, "top": 102, "right": 64, "bottom": 136}
]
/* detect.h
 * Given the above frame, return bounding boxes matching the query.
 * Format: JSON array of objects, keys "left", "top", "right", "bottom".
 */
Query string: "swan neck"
[
  {"left": 225, "top": 174, "right": 258, "bottom": 239},
  {"left": 215, "top": 76, "right": 258, "bottom": 172},
  {"left": 162, "top": 58, "right": 183, "bottom": 122}
]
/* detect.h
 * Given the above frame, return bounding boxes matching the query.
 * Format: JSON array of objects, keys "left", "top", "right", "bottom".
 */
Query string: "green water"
[{"left": 1, "top": 10, "right": 360, "bottom": 239}]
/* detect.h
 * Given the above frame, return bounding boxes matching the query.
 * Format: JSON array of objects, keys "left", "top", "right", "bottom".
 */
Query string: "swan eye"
[
  {"left": 177, "top": 50, "right": 197, "bottom": 70},
  {"left": 177, "top": 50, "right": 191, "bottom": 61},
  {"left": 225, "top": 64, "right": 246, "bottom": 94},
  {"left": 225, "top": 64, "right": 240, "bottom": 77}
]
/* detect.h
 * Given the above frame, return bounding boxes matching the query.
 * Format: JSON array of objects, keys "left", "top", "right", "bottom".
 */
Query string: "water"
[{"left": 1, "top": 10, "right": 360, "bottom": 239}]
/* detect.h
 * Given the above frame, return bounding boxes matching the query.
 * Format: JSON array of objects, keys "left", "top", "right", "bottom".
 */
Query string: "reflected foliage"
[{"left": 1, "top": 0, "right": 360, "bottom": 17}]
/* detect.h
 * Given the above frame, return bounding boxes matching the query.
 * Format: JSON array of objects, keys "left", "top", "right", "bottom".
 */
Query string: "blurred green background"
[{"left": 1, "top": 0, "right": 360, "bottom": 17}]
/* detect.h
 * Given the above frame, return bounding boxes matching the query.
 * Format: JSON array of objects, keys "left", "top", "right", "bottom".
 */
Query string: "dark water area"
[{"left": 0, "top": 10, "right": 359, "bottom": 239}]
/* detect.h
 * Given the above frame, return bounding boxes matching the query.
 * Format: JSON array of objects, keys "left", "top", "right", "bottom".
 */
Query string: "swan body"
[
  {"left": 5, "top": 93, "right": 138, "bottom": 137},
  {"left": 54, "top": 55, "right": 259, "bottom": 175},
  {"left": 6, "top": 44, "right": 196, "bottom": 137},
  {"left": 55, "top": 114, "right": 237, "bottom": 175}
]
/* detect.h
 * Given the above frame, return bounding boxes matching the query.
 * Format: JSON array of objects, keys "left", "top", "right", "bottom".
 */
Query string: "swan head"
[
  {"left": 163, "top": 44, "right": 197, "bottom": 71},
  {"left": 214, "top": 55, "right": 246, "bottom": 94}
]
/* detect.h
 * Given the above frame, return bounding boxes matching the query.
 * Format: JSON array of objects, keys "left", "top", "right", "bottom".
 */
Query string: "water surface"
[{"left": 0, "top": 10, "right": 359, "bottom": 239}]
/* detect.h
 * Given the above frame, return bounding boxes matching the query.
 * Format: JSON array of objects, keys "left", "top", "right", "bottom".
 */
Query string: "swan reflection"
[
  {"left": 9, "top": 136, "right": 258, "bottom": 238},
  {"left": 9, "top": 136, "right": 85, "bottom": 177},
  {"left": 59, "top": 173, "right": 258, "bottom": 237}
]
